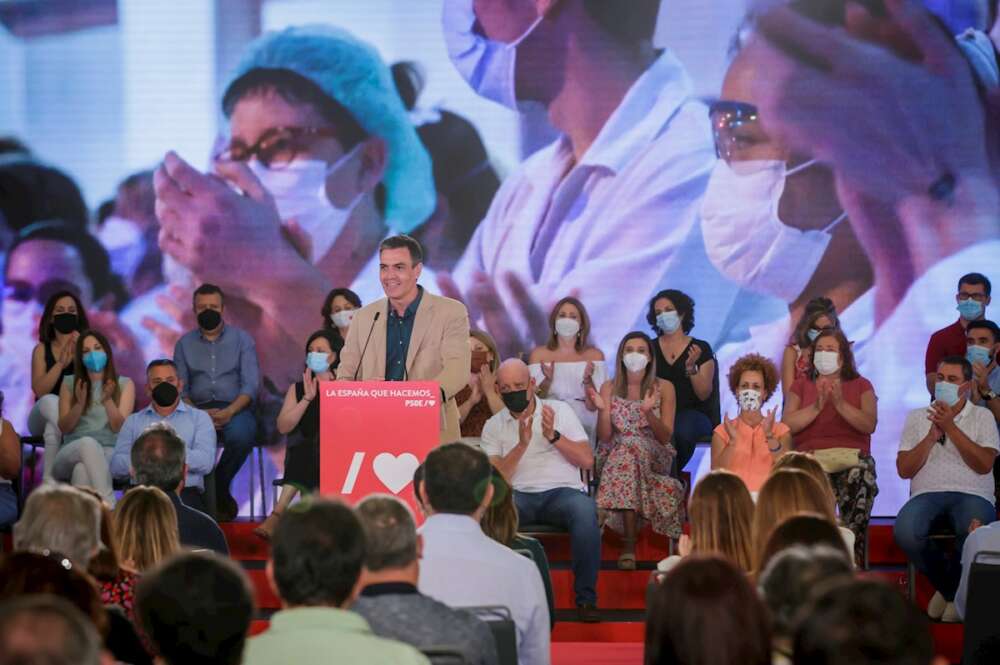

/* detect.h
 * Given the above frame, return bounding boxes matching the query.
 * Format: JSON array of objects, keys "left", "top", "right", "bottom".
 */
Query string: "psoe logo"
[{"left": 404, "top": 399, "right": 437, "bottom": 408}]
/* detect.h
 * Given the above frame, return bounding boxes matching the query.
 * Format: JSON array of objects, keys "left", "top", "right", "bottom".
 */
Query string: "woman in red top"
[{"left": 782, "top": 329, "right": 878, "bottom": 567}]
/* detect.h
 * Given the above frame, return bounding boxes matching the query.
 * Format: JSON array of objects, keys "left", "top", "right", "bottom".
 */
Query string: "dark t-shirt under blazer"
[{"left": 336, "top": 290, "right": 471, "bottom": 444}]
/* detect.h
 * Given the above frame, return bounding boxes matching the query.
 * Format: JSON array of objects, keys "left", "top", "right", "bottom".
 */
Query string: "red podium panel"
[{"left": 319, "top": 381, "right": 440, "bottom": 519}]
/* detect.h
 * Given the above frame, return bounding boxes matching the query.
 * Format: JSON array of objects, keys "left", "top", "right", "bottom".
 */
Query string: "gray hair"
[
  {"left": 13, "top": 484, "right": 101, "bottom": 567},
  {"left": 355, "top": 494, "right": 418, "bottom": 572},
  {"left": 0, "top": 595, "right": 102, "bottom": 665},
  {"left": 131, "top": 423, "right": 186, "bottom": 492},
  {"left": 758, "top": 545, "right": 853, "bottom": 637}
]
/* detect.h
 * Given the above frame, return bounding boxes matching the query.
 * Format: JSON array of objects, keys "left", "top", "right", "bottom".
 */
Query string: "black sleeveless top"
[
  {"left": 293, "top": 381, "right": 320, "bottom": 441},
  {"left": 43, "top": 341, "right": 75, "bottom": 396},
  {"left": 653, "top": 336, "right": 721, "bottom": 426}
]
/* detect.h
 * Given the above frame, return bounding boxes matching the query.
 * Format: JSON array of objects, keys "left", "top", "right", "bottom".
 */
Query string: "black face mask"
[
  {"left": 151, "top": 382, "right": 179, "bottom": 408},
  {"left": 501, "top": 389, "right": 530, "bottom": 414},
  {"left": 52, "top": 312, "right": 79, "bottom": 335},
  {"left": 197, "top": 309, "right": 222, "bottom": 331}
]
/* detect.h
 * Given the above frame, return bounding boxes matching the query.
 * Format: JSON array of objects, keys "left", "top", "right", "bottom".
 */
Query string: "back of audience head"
[
  {"left": 793, "top": 579, "right": 944, "bottom": 665},
  {"left": 772, "top": 451, "right": 838, "bottom": 513},
  {"left": 13, "top": 483, "right": 101, "bottom": 567},
  {"left": 356, "top": 494, "right": 419, "bottom": 575},
  {"left": 131, "top": 423, "right": 186, "bottom": 493},
  {"left": 75, "top": 488, "right": 121, "bottom": 585},
  {"left": 0, "top": 551, "right": 109, "bottom": 639},
  {"left": 0, "top": 594, "right": 104, "bottom": 665},
  {"left": 269, "top": 497, "right": 366, "bottom": 608},
  {"left": 136, "top": 552, "right": 254, "bottom": 665},
  {"left": 480, "top": 473, "right": 518, "bottom": 547},
  {"left": 688, "top": 470, "right": 755, "bottom": 572},
  {"left": 114, "top": 486, "right": 179, "bottom": 572},
  {"left": 758, "top": 545, "right": 853, "bottom": 642},
  {"left": 419, "top": 443, "right": 494, "bottom": 517},
  {"left": 753, "top": 469, "right": 836, "bottom": 571},
  {"left": 645, "top": 555, "right": 771, "bottom": 665},
  {"left": 759, "top": 514, "right": 852, "bottom": 574}
]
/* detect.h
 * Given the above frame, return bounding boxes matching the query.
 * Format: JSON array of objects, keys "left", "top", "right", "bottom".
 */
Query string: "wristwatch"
[
  {"left": 547, "top": 429, "right": 561, "bottom": 444},
  {"left": 984, "top": 390, "right": 998, "bottom": 402}
]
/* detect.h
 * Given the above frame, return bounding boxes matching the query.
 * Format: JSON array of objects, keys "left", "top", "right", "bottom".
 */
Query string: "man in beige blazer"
[{"left": 338, "top": 235, "right": 470, "bottom": 443}]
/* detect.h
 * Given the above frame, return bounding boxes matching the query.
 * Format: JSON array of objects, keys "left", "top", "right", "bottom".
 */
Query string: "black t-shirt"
[{"left": 653, "top": 336, "right": 721, "bottom": 425}]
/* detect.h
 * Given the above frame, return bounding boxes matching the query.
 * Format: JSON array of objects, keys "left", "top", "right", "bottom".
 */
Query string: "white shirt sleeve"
[
  {"left": 975, "top": 409, "right": 1000, "bottom": 451},
  {"left": 479, "top": 415, "right": 505, "bottom": 458},
  {"left": 899, "top": 409, "right": 928, "bottom": 452}
]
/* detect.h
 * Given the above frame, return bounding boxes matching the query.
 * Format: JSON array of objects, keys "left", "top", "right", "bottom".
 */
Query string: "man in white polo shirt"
[
  {"left": 895, "top": 355, "right": 999, "bottom": 623},
  {"left": 481, "top": 359, "right": 600, "bottom": 623}
]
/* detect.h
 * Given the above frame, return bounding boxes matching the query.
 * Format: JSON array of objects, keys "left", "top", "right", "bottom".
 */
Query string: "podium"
[{"left": 319, "top": 381, "right": 441, "bottom": 519}]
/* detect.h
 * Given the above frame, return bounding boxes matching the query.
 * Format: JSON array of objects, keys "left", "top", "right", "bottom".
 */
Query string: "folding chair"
[
  {"left": 961, "top": 550, "right": 1000, "bottom": 665},
  {"left": 462, "top": 605, "right": 517, "bottom": 665}
]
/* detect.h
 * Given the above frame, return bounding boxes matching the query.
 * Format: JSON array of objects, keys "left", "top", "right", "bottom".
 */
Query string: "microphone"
[{"left": 353, "top": 311, "right": 380, "bottom": 381}]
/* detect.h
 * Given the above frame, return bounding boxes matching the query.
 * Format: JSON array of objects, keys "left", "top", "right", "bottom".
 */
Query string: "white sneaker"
[
  {"left": 927, "top": 591, "right": 947, "bottom": 620},
  {"left": 940, "top": 602, "right": 962, "bottom": 623}
]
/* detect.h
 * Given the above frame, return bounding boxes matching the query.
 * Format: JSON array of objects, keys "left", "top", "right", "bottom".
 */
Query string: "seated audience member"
[
  {"left": 771, "top": 451, "right": 857, "bottom": 557},
  {"left": 322, "top": 288, "right": 362, "bottom": 349},
  {"left": 0, "top": 552, "right": 151, "bottom": 665},
  {"left": 793, "top": 579, "right": 945, "bottom": 665},
  {"left": 0, "top": 595, "right": 104, "bottom": 665},
  {"left": 712, "top": 353, "right": 791, "bottom": 493},
  {"left": 174, "top": 283, "right": 260, "bottom": 521},
  {"left": 353, "top": 494, "right": 499, "bottom": 665},
  {"left": 781, "top": 298, "right": 839, "bottom": 400},
  {"left": 111, "top": 359, "right": 217, "bottom": 514},
  {"left": 895, "top": 356, "right": 999, "bottom": 623},
  {"left": 758, "top": 545, "right": 854, "bottom": 665},
  {"left": 658, "top": 470, "right": 754, "bottom": 574},
  {"left": 648, "top": 290, "right": 721, "bottom": 471},
  {"left": 645, "top": 556, "right": 771, "bottom": 665},
  {"left": 78, "top": 489, "right": 136, "bottom": 618},
  {"left": 591, "top": 332, "right": 683, "bottom": 568},
  {"left": 0, "top": 392, "right": 18, "bottom": 528},
  {"left": 128, "top": 424, "right": 229, "bottom": 554},
  {"left": 926, "top": 273, "right": 991, "bottom": 396},
  {"left": 782, "top": 328, "right": 878, "bottom": 566},
  {"left": 13, "top": 483, "right": 101, "bottom": 566},
  {"left": 758, "top": 514, "right": 854, "bottom": 575},
  {"left": 56, "top": 330, "right": 135, "bottom": 503},
  {"left": 114, "top": 487, "right": 180, "bottom": 575},
  {"left": 136, "top": 552, "right": 255, "bottom": 665},
  {"left": 257, "top": 329, "right": 343, "bottom": 540},
  {"left": 418, "top": 443, "right": 549, "bottom": 665},
  {"left": 956, "top": 518, "right": 1000, "bottom": 620},
  {"left": 967, "top": 320, "right": 1000, "bottom": 419},
  {"left": 28, "top": 290, "right": 86, "bottom": 479},
  {"left": 528, "top": 297, "right": 606, "bottom": 445},
  {"left": 482, "top": 358, "right": 600, "bottom": 620},
  {"left": 480, "top": 473, "right": 556, "bottom": 628},
  {"left": 752, "top": 469, "right": 842, "bottom": 572},
  {"left": 245, "top": 498, "right": 428, "bottom": 665},
  {"left": 456, "top": 330, "right": 504, "bottom": 441}
]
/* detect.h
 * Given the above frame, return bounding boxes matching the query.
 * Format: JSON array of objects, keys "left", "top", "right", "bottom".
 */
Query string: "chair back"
[
  {"left": 419, "top": 646, "right": 468, "bottom": 665},
  {"left": 962, "top": 550, "right": 1000, "bottom": 665},
  {"left": 463, "top": 605, "right": 517, "bottom": 665}
]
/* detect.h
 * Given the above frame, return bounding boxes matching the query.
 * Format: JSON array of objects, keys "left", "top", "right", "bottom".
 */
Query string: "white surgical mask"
[
  {"left": 96, "top": 215, "right": 147, "bottom": 284},
  {"left": 738, "top": 389, "right": 762, "bottom": 412},
  {"left": 656, "top": 311, "right": 681, "bottom": 335},
  {"left": 442, "top": 0, "right": 544, "bottom": 110},
  {"left": 813, "top": 350, "right": 840, "bottom": 376},
  {"left": 700, "top": 159, "right": 846, "bottom": 303},
  {"left": 622, "top": 352, "right": 649, "bottom": 373},
  {"left": 331, "top": 310, "right": 355, "bottom": 329},
  {"left": 554, "top": 317, "right": 580, "bottom": 338},
  {"left": 250, "top": 145, "right": 363, "bottom": 265}
]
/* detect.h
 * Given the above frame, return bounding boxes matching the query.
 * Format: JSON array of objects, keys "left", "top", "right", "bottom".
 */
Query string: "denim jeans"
[
  {"left": 514, "top": 488, "right": 601, "bottom": 606},
  {"left": 202, "top": 401, "right": 257, "bottom": 499},
  {"left": 673, "top": 409, "right": 713, "bottom": 472},
  {"left": 0, "top": 483, "right": 16, "bottom": 528},
  {"left": 894, "top": 491, "right": 997, "bottom": 600}
]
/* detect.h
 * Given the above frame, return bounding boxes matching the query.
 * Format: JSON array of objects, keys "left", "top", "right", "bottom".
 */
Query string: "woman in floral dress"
[{"left": 589, "top": 331, "right": 685, "bottom": 569}]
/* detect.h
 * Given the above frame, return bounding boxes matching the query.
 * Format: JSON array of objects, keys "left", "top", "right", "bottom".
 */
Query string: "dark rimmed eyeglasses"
[{"left": 215, "top": 126, "right": 341, "bottom": 170}]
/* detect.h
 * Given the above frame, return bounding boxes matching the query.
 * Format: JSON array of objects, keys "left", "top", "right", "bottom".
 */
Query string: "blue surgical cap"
[{"left": 227, "top": 25, "right": 436, "bottom": 233}]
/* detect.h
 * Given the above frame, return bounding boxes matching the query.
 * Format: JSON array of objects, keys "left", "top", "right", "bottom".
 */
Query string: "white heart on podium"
[
  {"left": 428, "top": 400, "right": 436, "bottom": 407},
  {"left": 372, "top": 452, "right": 420, "bottom": 495}
]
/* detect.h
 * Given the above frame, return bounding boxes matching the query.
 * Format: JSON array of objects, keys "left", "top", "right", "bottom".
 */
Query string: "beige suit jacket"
[{"left": 337, "top": 291, "right": 470, "bottom": 444}]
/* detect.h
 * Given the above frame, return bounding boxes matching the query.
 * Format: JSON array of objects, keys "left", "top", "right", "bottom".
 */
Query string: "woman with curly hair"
[{"left": 711, "top": 353, "right": 791, "bottom": 493}]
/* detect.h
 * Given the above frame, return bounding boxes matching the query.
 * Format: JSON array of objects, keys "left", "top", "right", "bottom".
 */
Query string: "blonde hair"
[
  {"left": 469, "top": 330, "right": 500, "bottom": 372},
  {"left": 752, "top": 469, "right": 836, "bottom": 573},
  {"left": 113, "top": 487, "right": 180, "bottom": 572},
  {"left": 771, "top": 452, "right": 838, "bottom": 514},
  {"left": 689, "top": 471, "right": 755, "bottom": 573},
  {"left": 481, "top": 474, "right": 518, "bottom": 547}
]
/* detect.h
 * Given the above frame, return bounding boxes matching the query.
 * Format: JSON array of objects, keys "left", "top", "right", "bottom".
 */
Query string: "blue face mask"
[
  {"left": 807, "top": 328, "right": 821, "bottom": 342},
  {"left": 83, "top": 350, "right": 108, "bottom": 373},
  {"left": 934, "top": 380, "right": 963, "bottom": 407},
  {"left": 967, "top": 345, "right": 993, "bottom": 367},
  {"left": 957, "top": 298, "right": 984, "bottom": 320},
  {"left": 656, "top": 311, "right": 681, "bottom": 335},
  {"left": 306, "top": 352, "right": 331, "bottom": 374}
]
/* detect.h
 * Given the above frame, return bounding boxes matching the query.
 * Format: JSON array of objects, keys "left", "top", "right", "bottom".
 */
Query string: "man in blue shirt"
[
  {"left": 173, "top": 284, "right": 260, "bottom": 520},
  {"left": 111, "top": 359, "right": 217, "bottom": 513}
]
